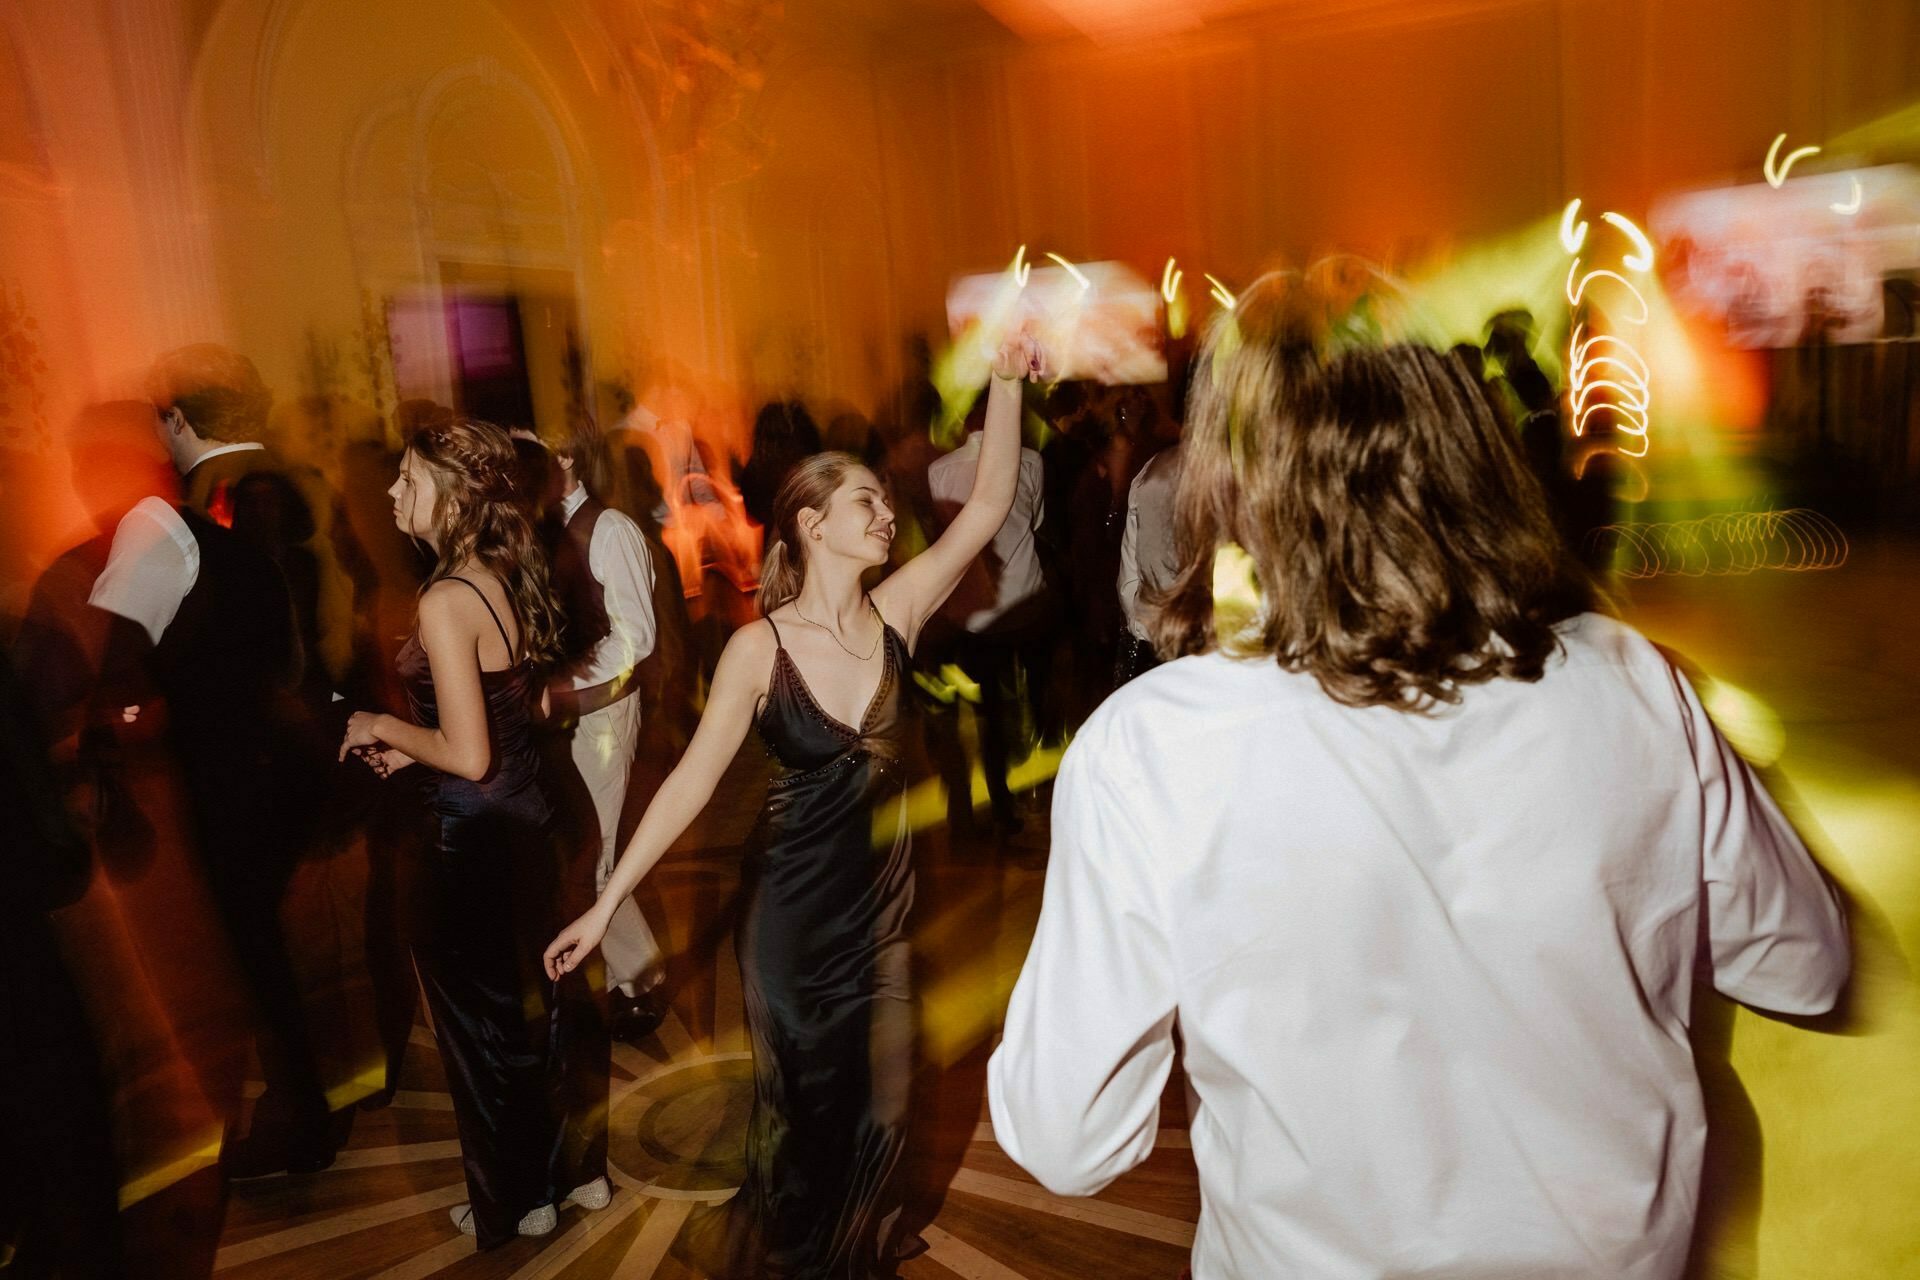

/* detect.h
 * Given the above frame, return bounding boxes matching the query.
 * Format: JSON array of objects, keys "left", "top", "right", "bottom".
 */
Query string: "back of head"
[
  {"left": 1152, "top": 274, "right": 1590, "bottom": 711},
  {"left": 756, "top": 451, "right": 865, "bottom": 614},
  {"left": 407, "top": 416, "right": 563, "bottom": 667},
  {"left": 147, "top": 344, "right": 272, "bottom": 445}
]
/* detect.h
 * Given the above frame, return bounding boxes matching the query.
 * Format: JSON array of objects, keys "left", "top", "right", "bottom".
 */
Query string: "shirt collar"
[
  {"left": 185, "top": 441, "right": 267, "bottom": 475},
  {"left": 559, "top": 484, "right": 588, "bottom": 521}
]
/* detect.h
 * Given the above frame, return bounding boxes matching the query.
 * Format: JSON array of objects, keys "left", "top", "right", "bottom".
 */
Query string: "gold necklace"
[{"left": 792, "top": 597, "right": 882, "bottom": 661}]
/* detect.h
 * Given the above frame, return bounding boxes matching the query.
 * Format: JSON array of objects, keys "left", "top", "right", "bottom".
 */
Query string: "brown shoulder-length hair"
[
  {"left": 1149, "top": 275, "right": 1592, "bottom": 711},
  {"left": 757, "top": 451, "right": 864, "bottom": 613},
  {"left": 406, "top": 417, "right": 565, "bottom": 668}
]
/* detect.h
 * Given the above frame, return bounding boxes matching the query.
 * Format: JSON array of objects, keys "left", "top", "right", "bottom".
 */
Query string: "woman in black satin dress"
[
  {"left": 339, "top": 417, "right": 602, "bottom": 1247},
  {"left": 546, "top": 336, "right": 1049, "bottom": 1276}
]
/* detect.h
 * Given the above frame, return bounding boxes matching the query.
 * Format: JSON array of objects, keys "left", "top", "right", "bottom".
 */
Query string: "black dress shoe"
[
  {"left": 608, "top": 987, "right": 668, "bottom": 1047},
  {"left": 223, "top": 1129, "right": 337, "bottom": 1180}
]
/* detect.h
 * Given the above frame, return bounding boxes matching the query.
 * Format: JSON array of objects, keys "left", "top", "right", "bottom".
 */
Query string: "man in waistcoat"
[
  {"left": 541, "top": 415, "right": 667, "bottom": 1043},
  {"left": 87, "top": 345, "right": 336, "bottom": 1177}
]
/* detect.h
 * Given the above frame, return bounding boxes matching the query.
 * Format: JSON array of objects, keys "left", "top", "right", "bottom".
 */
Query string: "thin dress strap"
[
  {"left": 444, "top": 575, "right": 517, "bottom": 663},
  {"left": 766, "top": 613, "right": 784, "bottom": 649}
]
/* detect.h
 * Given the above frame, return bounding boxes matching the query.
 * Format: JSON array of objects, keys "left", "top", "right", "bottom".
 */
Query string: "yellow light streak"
[
  {"left": 1600, "top": 211, "right": 1655, "bottom": 273},
  {"left": 1764, "top": 132, "right": 1822, "bottom": 188},
  {"left": 1010, "top": 243, "right": 1031, "bottom": 287},
  {"left": 1204, "top": 273, "right": 1237, "bottom": 310},
  {"left": 1832, "top": 175, "right": 1864, "bottom": 215},
  {"left": 1160, "top": 256, "right": 1183, "bottom": 303},
  {"left": 1559, "top": 198, "right": 1589, "bottom": 254},
  {"left": 1044, "top": 252, "right": 1090, "bottom": 291}
]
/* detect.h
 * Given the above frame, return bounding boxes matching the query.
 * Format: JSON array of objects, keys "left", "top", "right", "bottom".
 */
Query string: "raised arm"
[
  {"left": 545, "top": 621, "right": 771, "bottom": 978},
  {"left": 341, "top": 582, "right": 492, "bottom": 780},
  {"left": 875, "top": 339, "right": 1044, "bottom": 647}
]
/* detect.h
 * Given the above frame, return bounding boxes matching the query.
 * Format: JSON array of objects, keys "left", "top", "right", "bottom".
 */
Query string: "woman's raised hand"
[
  {"left": 992, "top": 331, "right": 1051, "bottom": 383},
  {"left": 544, "top": 909, "right": 610, "bottom": 982}
]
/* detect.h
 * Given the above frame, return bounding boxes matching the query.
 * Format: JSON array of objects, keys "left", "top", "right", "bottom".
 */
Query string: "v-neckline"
[{"left": 774, "top": 630, "right": 893, "bottom": 737}]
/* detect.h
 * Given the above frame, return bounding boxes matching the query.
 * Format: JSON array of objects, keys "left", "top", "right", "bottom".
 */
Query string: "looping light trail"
[
  {"left": 1044, "top": 252, "right": 1090, "bottom": 291},
  {"left": 1559, "top": 198, "right": 1589, "bottom": 254},
  {"left": 1600, "top": 212, "right": 1655, "bottom": 273},
  {"left": 1764, "top": 133, "right": 1822, "bottom": 188},
  {"left": 1832, "top": 175, "right": 1864, "bottom": 215},
  {"left": 1010, "top": 244, "right": 1031, "bottom": 287},
  {"left": 1586, "top": 509, "right": 1849, "bottom": 578},
  {"left": 1565, "top": 259, "right": 1651, "bottom": 324},
  {"left": 1204, "top": 273, "right": 1236, "bottom": 310},
  {"left": 1564, "top": 208, "right": 1654, "bottom": 461}
]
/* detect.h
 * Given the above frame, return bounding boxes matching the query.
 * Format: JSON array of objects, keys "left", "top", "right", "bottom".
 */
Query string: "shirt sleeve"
[
  {"left": 88, "top": 498, "right": 197, "bottom": 646},
  {"left": 587, "top": 510, "right": 658, "bottom": 685},
  {"left": 988, "top": 725, "right": 1177, "bottom": 1196},
  {"left": 1673, "top": 661, "right": 1850, "bottom": 1014},
  {"left": 1024, "top": 451, "right": 1045, "bottom": 532}
]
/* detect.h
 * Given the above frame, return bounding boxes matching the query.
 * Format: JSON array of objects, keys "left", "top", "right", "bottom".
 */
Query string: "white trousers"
[{"left": 570, "top": 695, "right": 661, "bottom": 994}]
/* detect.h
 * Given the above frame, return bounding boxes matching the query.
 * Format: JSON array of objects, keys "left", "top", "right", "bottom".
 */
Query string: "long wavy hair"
[
  {"left": 756, "top": 451, "right": 864, "bottom": 614},
  {"left": 1149, "top": 274, "right": 1592, "bottom": 711},
  {"left": 406, "top": 416, "right": 565, "bottom": 668}
]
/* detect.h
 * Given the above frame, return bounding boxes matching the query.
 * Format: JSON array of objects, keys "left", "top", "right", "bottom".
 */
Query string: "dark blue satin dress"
[
  {"left": 398, "top": 579, "right": 561, "bottom": 1248},
  {"left": 690, "top": 614, "right": 916, "bottom": 1277}
]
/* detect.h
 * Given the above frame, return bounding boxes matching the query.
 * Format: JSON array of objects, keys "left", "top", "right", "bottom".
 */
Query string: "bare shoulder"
[
  {"left": 716, "top": 617, "right": 778, "bottom": 675},
  {"left": 417, "top": 576, "right": 494, "bottom": 635}
]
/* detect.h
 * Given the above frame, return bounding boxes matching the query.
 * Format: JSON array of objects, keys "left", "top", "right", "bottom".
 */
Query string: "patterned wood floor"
[{"left": 209, "top": 827, "right": 1202, "bottom": 1280}]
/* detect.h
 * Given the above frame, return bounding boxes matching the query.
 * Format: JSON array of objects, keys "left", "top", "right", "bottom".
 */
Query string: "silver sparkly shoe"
[
  {"left": 566, "top": 1175, "right": 612, "bottom": 1211},
  {"left": 449, "top": 1201, "right": 558, "bottom": 1237}
]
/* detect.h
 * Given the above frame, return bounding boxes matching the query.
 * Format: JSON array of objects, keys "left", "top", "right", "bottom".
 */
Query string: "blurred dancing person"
[
  {"left": 88, "top": 372, "right": 329, "bottom": 1178},
  {"left": 339, "top": 417, "right": 594, "bottom": 1244},
  {"left": 989, "top": 282, "right": 1848, "bottom": 1280},
  {"left": 540, "top": 414, "right": 667, "bottom": 1041},
  {"left": 546, "top": 336, "right": 1051, "bottom": 1277},
  {"left": 926, "top": 392, "right": 1050, "bottom": 836},
  {"left": 1113, "top": 439, "right": 1182, "bottom": 687}
]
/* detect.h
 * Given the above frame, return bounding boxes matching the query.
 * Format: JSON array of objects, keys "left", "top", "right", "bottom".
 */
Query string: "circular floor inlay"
[{"left": 609, "top": 1055, "right": 755, "bottom": 1193}]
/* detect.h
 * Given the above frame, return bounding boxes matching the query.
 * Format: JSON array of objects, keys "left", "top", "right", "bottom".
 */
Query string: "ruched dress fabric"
[
  {"left": 686, "top": 616, "right": 916, "bottom": 1278},
  {"left": 397, "top": 581, "right": 562, "bottom": 1249}
]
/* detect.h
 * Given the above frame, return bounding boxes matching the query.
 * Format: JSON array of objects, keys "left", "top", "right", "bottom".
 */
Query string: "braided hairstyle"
[{"left": 405, "top": 416, "right": 564, "bottom": 668}]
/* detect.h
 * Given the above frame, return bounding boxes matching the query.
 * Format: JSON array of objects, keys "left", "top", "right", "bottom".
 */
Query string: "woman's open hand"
[{"left": 545, "top": 908, "right": 610, "bottom": 982}]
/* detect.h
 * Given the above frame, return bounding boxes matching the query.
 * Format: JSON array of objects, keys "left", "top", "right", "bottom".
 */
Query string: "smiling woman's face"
[
  {"left": 388, "top": 450, "right": 440, "bottom": 541},
  {"left": 803, "top": 467, "right": 896, "bottom": 568}
]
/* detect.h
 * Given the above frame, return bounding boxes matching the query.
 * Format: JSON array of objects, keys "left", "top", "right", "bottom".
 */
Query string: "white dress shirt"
[
  {"left": 559, "top": 485, "right": 658, "bottom": 694},
  {"left": 989, "top": 613, "right": 1847, "bottom": 1279},
  {"left": 89, "top": 496, "right": 199, "bottom": 644},
  {"left": 927, "top": 431, "right": 1046, "bottom": 633}
]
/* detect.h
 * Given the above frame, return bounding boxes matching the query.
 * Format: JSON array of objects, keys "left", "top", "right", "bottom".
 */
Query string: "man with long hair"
[{"left": 988, "top": 279, "right": 1848, "bottom": 1279}]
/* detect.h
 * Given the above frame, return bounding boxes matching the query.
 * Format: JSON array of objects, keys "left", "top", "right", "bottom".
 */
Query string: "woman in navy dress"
[
  {"left": 545, "top": 337, "right": 1049, "bottom": 1275},
  {"left": 340, "top": 417, "right": 603, "bottom": 1246}
]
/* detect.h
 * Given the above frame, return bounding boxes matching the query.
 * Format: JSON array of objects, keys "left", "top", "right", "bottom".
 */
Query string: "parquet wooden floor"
[{"left": 208, "top": 824, "right": 1202, "bottom": 1279}]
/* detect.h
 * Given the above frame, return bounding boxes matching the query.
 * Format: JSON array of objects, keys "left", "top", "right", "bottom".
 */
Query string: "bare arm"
[
  {"left": 875, "top": 344, "right": 1041, "bottom": 647},
  {"left": 545, "top": 622, "right": 771, "bottom": 978},
  {"left": 339, "top": 583, "right": 492, "bottom": 781}
]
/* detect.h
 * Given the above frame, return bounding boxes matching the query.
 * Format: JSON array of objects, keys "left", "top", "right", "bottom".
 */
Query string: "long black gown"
[
  {"left": 398, "top": 577, "right": 571, "bottom": 1248},
  {"left": 688, "top": 612, "right": 917, "bottom": 1277}
]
